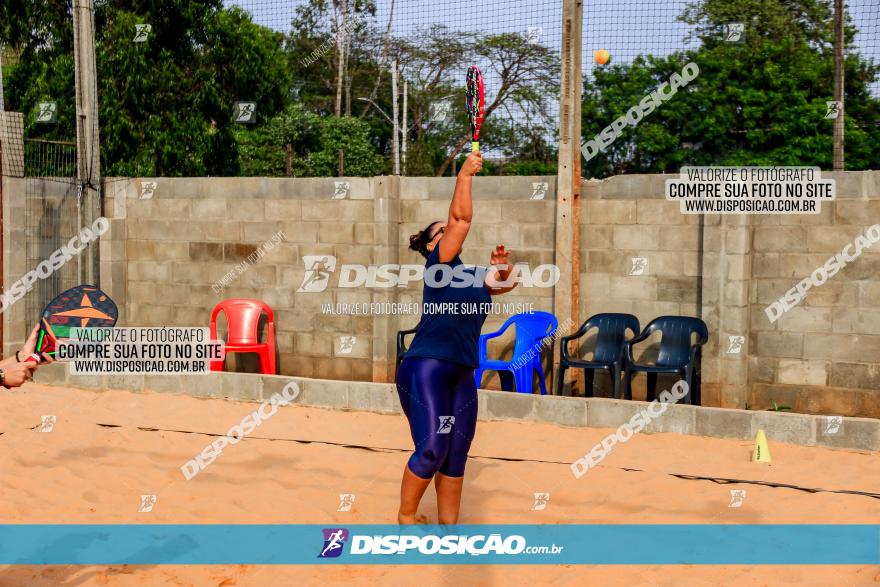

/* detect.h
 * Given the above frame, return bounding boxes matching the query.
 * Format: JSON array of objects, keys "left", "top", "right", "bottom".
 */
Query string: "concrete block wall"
[
  {"left": 102, "top": 175, "right": 559, "bottom": 388},
  {"left": 576, "top": 171, "right": 880, "bottom": 418},
  {"left": 5, "top": 168, "right": 879, "bottom": 419},
  {"left": 32, "top": 365, "right": 880, "bottom": 452},
  {"left": 2, "top": 177, "right": 28, "bottom": 357},
  {"left": 578, "top": 175, "right": 716, "bottom": 399},
  {"left": 104, "top": 177, "right": 383, "bottom": 382},
  {"left": 748, "top": 171, "right": 880, "bottom": 417}
]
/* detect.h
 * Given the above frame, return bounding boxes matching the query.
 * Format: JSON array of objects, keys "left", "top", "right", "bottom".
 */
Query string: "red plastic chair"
[{"left": 209, "top": 299, "right": 276, "bottom": 375}]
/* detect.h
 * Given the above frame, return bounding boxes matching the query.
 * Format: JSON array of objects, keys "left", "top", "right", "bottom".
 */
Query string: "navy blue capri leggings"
[{"left": 396, "top": 356, "right": 478, "bottom": 479}]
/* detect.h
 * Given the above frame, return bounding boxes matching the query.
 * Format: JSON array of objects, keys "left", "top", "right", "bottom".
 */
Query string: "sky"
[
  {"left": 226, "top": 0, "right": 879, "bottom": 150},
  {"left": 228, "top": 0, "right": 879, "bottom": 98}
]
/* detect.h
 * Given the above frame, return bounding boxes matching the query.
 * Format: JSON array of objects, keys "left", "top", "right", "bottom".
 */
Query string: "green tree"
[
  {"left": 581, "top": 0, "right": 880, "bottom": 177},
  {"left": 3, "top": 1, "right": 289, "bottom": 176},
  {"left": 308, "top": 115, "right": 383, "bottom": 176},
  {"left": 233, "top": 103, "right": 321, "bottom": 176}
]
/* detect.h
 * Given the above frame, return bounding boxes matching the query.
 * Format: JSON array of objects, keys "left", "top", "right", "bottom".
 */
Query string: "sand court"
[{"left": 1, "top": 383, "right": 878, "bottom": 585}]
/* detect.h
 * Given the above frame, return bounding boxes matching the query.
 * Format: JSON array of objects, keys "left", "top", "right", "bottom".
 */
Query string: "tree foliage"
[
  {"left": 581, "top": 0, "right": 880, "bottom": 177},
  {"left": 3, "top": 0, "right": 289, "bottom": 176},
  {"left": 2, "top": 0, "right": 877, "bottom": 177}
]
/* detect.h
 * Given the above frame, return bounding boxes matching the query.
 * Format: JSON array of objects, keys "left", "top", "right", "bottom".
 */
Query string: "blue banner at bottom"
[{"left": 0, "top": 525, "right": 877, "bottom": 565}]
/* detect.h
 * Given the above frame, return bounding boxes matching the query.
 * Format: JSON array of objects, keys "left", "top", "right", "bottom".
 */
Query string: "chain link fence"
[{"left": 0, "top": 1, "right": 878, "bottom": 179}]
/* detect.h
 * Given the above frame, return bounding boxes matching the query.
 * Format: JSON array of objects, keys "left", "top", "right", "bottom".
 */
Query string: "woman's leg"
[
  {"left": 434, "top": 473, "right": 465, "bottom": 525},
  {"left": 396, "top": 357, "right": 455, "bottom": 523},
  {"left": 398, "top": 465, "right": 432, "bottom": 524},
  {"left": 435, "top": 367, "right": 478, "bottom": 524}
]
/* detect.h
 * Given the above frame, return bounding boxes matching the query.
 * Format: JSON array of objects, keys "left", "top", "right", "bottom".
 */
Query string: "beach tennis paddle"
[
  {"left": 30, "top": 284, "right": 118, "bottom": 363},
  {"left": 465, "top": 65, "right": 485, "bottom": 153}
]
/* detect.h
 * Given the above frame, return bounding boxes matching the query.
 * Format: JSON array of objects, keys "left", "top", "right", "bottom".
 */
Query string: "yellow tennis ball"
[{"left": 594, "top": 49, "right": 610, "bottom": 65}]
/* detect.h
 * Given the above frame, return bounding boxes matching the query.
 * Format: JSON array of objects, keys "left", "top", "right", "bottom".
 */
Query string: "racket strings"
[{"left": 465, "top": 66, "right": 485, "bottom": 140}]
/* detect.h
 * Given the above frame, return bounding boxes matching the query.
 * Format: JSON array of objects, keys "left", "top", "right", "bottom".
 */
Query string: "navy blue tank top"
[{"left": 404, "top": 244, "right": 492, "bottom": 368}]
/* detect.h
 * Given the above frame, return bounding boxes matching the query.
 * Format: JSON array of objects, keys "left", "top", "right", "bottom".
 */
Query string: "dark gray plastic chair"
[
  {"left": 556, "top": 313, "right": 640, "bottom": 398},
  {"left": 623, "top": 316, "right": 708, "bottom": 405},
  {"left": 395, "top": 322, "right": 420, "bottom": 375}
]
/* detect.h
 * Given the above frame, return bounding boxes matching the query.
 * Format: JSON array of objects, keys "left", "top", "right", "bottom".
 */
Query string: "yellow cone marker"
[{"left": 751, "top": 429, "right": 771, "bottom": 463}]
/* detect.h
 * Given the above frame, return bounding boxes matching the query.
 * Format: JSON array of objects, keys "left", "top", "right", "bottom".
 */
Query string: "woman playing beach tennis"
[{"left": 396, "top": 151, "right": 518, "bottom": 524}]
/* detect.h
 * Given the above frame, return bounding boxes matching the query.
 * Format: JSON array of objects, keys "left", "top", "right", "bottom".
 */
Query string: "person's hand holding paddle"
[
  {"left": 14, "top": 323, "right": 54, "bottom": 365},
  {"left": 1, "top": 360, "right": 37, "bottom": 388},
  {"left": 0, "top": 324, "right": 52, "bottom": 372},
  {"left": 459, "top": 152, "right": 483, "bottom": 177}
]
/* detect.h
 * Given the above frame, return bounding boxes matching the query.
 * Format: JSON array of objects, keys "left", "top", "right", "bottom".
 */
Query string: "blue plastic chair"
[
  {"left": 555, "top": 313, "right": 640, "bottom": 398},
  {"left": 475, "top": 311, "right": 558, "bottom": 394},
  {"left": 623, "top": 316, "right": 709, "bottom": 405}
]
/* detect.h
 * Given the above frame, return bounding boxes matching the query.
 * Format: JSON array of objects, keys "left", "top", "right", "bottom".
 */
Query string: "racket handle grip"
[{"left": 471, "top": 141, "right": 479, "bottom": 153}]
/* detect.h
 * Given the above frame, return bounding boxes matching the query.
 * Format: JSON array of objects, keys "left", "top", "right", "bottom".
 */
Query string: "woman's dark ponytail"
[{"left": 408, "top": 221, "right": 440, "bottom": 259}]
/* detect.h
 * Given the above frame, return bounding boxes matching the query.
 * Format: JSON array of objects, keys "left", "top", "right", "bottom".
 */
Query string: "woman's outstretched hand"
[
  {"left": 459, "top": 152, "right": 483, "bottom": 177},
  {"left": 489, "top": 244, "right": 511, "bottom": 268}
]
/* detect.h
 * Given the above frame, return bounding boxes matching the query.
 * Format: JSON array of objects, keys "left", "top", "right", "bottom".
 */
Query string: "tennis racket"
[
  {"left": 30, "top": 284, "right": 118, "bottom": 362},
  {"left": 465, "top": 65, "right": 485, "bottom": 153}
]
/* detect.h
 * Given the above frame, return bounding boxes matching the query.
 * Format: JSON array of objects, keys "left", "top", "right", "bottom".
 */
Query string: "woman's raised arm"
[{"left": 438, "top": 152, "right": 482, "bottom": 263}]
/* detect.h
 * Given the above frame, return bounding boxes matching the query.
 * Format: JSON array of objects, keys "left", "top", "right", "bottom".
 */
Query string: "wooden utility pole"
[
  {"left": 552, "top": 0, "right": 583, "bottom": 395},
  {"left": 335, "top": 0, "right": 346, "bottom": 117},
  {"left": 0, "top": 46, "right": 5, "bottom": 112},
  {"left": 401, "top": 79, "right": 408, "bottom": 176},
  {"left": 833, "top": 0, "right": 845, "bottom": 170},
  {"left": 391, "top": 60, "right": 400, "bottom": 175},
  {"left": 73, "top": 0, "right": 101, "bottom": 284}
]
